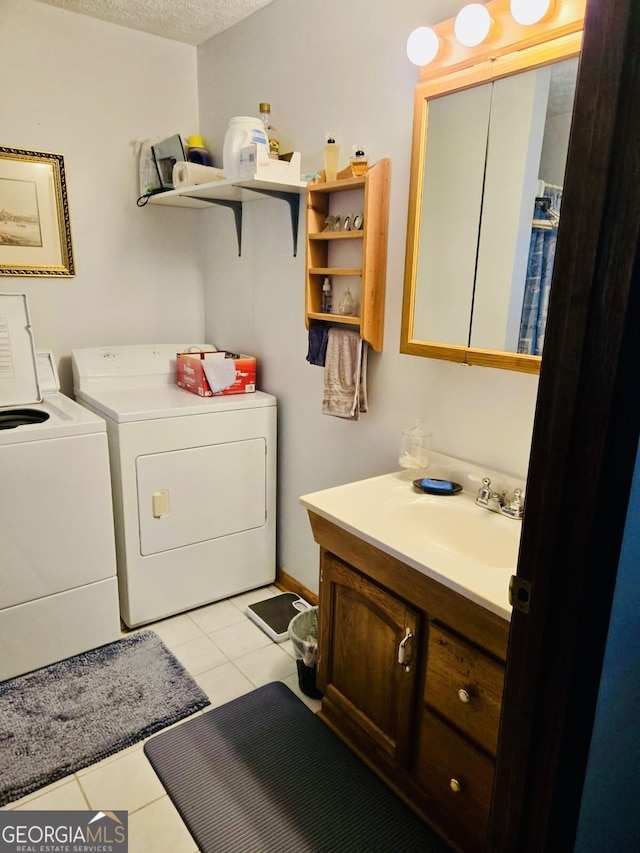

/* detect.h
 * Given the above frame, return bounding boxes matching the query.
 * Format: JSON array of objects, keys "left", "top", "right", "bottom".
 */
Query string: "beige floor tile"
[
  {"left": 12, "top": 779, "right": 88, "bottom": 811},
  {"left": 229, "top": 585, "right": 277, "bottom": 610},
  {"left": 233, "top": 643, "right": 297, "bottom": 687},
  {"left": 280, "top": 638, "right": 297, "bottom": 658},
  {"left": 208, "top": 618, "right": 272, "bottom": 660},
  {"left": 195, "top": 661, "right": 254, "bottom": 709},
  {"left": 187, "top": 599, "right": 247, "bottom": 634},
  {"left": 128, "top": 796, "right": 196, "bottom": 853},
  {"left": 79, "top": 747, "right": 165, "bottom": 813},
  {"left": 3, "top": 774, "right": 76, "bottom": 811},
  {"left": 75, "top": 741, "right": 144, "bottom": 777},
  {"left": 147, "top": 614, "right": 205, "bottom": 649},
  {"left": 170, "top": 634, "right": 229, "bottom": 675}
]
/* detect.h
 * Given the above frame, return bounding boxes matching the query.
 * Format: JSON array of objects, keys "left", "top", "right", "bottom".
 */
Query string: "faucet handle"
[
  {"left": 501, "top": 487, "right": 525, "bottom": 519},
  {"left": 477, "top": 477, "right": 492, "bottom": 505}
]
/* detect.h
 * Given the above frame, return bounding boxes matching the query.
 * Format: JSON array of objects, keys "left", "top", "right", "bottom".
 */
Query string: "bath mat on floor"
[
  {"left": 0, "top": 630, "right": 209, "bottom": 806},
  {"left": 144, "top": 681, "right": 451, "bottom": 852}
]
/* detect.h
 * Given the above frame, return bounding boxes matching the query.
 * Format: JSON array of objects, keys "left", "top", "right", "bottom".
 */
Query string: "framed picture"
[{"left": 0, "top": 147, "right": 74, "bottom": 277}]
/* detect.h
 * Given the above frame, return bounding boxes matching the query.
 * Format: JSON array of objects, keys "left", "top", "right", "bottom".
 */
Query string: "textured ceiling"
[{"left": 35, "top": 0, "right": 277, "bottom": 45}]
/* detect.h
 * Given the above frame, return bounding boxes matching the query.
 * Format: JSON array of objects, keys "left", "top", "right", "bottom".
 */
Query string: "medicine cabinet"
[{"left": 400, "top": 0, "right": 585, "bottom": 373}]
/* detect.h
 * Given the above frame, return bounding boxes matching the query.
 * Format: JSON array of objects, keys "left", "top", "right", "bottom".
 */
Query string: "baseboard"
[{"left": 275, "top": 569, "right": 319, "bottom": 607}]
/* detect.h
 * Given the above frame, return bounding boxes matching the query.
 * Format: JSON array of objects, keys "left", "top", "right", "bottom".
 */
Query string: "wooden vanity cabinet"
[{"left": 309, "top": 511, "right": 510, "bottom": 853}]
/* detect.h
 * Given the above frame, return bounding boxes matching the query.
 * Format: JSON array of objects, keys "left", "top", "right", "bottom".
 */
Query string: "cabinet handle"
[
  {"left": 457, "top": 688, "right": 471, "bottom": 704},
  {"left": 397, "top": 628, "right": 413, "bottom": 665},
  {"left": 450, "top": 778, "right": 462, "bottom": 794}
]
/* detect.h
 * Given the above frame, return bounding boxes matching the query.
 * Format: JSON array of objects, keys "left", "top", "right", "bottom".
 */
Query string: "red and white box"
[{"left": 176, "top": 350, "right": 256, "bottom": 397}]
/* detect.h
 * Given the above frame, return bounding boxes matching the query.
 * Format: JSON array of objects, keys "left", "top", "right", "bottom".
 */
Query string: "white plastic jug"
[{"left": 223, "top": 116, "right": 269, "bottom": 180}]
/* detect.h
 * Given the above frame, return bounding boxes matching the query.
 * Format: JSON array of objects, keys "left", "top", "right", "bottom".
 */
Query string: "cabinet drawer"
[
  {"left": 417, "top": 710, "right": 495, "bottom": 851},
  {"left": 425, "top": 624, "right": 504, "bottom": 755}
]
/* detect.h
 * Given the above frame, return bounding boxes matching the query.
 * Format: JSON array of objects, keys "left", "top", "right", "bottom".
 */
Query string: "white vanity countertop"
[{"left": 300, "top": 470, "right": 522, "bottom": 621}]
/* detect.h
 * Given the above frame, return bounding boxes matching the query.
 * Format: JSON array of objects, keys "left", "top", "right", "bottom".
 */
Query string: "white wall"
[
  {"left": 1, "top": 0, "right": 203, "bottom": 392},
  {"left": 197, "top": 0, "right": 540, "bottom": 592}
]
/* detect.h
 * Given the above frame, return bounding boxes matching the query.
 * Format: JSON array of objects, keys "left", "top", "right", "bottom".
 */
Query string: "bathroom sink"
[
  {"left": 300, "top": 467, "right": 524, "bottom": 620},
  {"left": 386, "top": 497, "right": 520, "bottom": 570}
]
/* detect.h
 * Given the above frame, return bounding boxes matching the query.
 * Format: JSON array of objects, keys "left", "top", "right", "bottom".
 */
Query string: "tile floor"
[{"left": 2, "top": 585, "right": 321, "bottom": 852}]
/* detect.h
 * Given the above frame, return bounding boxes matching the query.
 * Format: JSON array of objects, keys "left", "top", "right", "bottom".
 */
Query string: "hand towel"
[
  {"left": 322, "top": 328, "right": 368, "bottom": 420},
  {"left": 306, "top": 323, "right": 330, "bottom": 367}
]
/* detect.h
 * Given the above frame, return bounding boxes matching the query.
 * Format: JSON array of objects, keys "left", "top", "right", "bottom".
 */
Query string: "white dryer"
[
  {"left": 71, "top": 344, "right": 277, "bottom": 628},
  {"left": 0, "top": 294, "right": 121, "bottom": 682}
]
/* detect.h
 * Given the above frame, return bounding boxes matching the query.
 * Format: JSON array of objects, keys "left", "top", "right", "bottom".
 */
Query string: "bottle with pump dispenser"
[
  {"left": 324, "top": 135, "right": 339, "bottom": 182},
  {"left": 259, "top": 103, "right": 280, "bottom": 160},
  {"left": 322, "top": 277, "right": 333, "bottom": 313}
]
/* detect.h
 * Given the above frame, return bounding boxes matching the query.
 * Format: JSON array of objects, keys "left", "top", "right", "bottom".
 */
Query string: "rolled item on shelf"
[{"left": 172, "top": 162, "right": 226, "bottom": 189}]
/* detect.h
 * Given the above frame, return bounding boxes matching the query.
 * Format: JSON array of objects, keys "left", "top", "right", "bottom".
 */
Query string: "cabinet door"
[{"left": 319, "top": 552, "right": 420, "bottom": 765}]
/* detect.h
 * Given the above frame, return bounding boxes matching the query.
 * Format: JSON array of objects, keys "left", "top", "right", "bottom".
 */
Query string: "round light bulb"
[
  {"left": 406, "top": 27, "right": 440, "bottom": 66},
  {"left": 510, "top": 0, "right": 555, "bottom": 26},
  {"left": 454, "top": 4, "right": 492, "bottom": 47}
]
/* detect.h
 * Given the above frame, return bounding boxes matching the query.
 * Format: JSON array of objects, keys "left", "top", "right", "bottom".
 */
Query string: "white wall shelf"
[{"left": 145, "top": 175, "right": 308, "bottom": 256}]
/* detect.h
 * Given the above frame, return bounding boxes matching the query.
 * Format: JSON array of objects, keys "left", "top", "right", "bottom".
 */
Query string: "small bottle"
[
  {"left": 186, "top": 135, "right": 213, "bottom": 166},
  {"left": 350, "top": 145, "right": 369, "bottom": 177},
  {"left": 322, "top": 277, "right": 333, "bottom": 313},
  {"left": 324, "top": 135, "right": 339, "bottom": 182},
  {"left": 259, "top": 103, "right": 280, "bottom": 160}
]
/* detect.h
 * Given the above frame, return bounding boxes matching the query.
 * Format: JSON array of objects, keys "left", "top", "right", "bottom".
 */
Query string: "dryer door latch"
[{"left": 152, "top": 490, "right": 170, "bottom": 518}]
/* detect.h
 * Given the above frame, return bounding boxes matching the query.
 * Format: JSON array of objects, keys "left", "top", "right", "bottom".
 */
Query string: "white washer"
[
  {"left": 0, "top": 294, "right": 121, "bottom": 682},
  {"left": 71, "top": 344, "right": 277, "bottom": 628}
]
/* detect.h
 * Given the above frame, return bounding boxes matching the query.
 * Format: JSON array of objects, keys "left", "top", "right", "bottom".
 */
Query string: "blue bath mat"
[{"left": 0, "top": 630, "right": 209, "bottom": 806}]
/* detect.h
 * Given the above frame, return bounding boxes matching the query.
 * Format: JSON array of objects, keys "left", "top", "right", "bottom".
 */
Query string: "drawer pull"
[
  {"left": 397, "top": 628, "right": 413, "bottom": 666},
  {"left": 457, "top": 688, "right": 471, "bottom": 704},
  {"left": 450, "top": 778, "right": 462, "bottom": 794}
]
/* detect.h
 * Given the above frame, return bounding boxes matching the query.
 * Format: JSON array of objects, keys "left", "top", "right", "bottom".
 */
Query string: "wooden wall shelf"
[{"left": 305, "top": 159, "right": 390, "bottom": 352}]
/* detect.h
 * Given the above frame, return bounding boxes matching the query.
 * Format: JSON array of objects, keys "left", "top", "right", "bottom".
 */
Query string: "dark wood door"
[{"left": 318, "top": 552, "right": 420, "bottom": 765}]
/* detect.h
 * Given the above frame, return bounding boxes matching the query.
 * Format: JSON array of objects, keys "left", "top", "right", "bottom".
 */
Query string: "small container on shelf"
[
  {"left": 186, "top": 135, "right": 213, "bottom": 166},
  {"left": 339, "top": 288, "right": 357, "bottom": 316},
  {"left": 350, "top": 146, "right": 369, "bottom": 177},
  {"left": 324, "top": 134, "right": 340, "bottom": 182},
  {"left": 322, "top": 277, "right": 333, "bottom": 313}
]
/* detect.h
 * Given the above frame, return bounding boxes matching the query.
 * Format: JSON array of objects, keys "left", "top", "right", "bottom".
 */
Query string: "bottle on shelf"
[
  {"left": 322, "top": 277, "right": 333, "bottom": 313},
  {"left": 186, "top": 135, "right": 213, "bottom": 166},
  {"left": 350, "top": 145, "right": 369, "bottom": 177},
  {"left": 324, "top": 134, "right": 339, "bottom": 182},
  {"left": 259, "top": 103, "right": 280, "bottom": 160}
]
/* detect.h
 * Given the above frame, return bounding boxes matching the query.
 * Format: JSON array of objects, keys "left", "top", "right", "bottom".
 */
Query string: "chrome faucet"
[{"left": 476, "top": 478, "right": 525, "bottom": 520}]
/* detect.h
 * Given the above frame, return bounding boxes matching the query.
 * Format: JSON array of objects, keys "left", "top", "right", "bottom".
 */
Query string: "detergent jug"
[{"left": 223, "top": 116, "right": 269, "bottom": 180}]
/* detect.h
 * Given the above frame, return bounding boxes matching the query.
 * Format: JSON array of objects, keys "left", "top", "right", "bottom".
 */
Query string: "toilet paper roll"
[{"left": 172, "top": 162, "right": 226, "bottom": 188}]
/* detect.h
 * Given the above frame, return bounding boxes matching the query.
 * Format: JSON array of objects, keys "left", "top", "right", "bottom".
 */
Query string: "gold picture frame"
[{"left": 0, "top": 147, "right": 74, "bottom": 277}]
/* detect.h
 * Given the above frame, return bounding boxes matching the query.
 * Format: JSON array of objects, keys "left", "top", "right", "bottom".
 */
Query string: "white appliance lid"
[
  {"left": 74, "top": 385, "right": 276, "bottom": 423},
  {"left": 0, "top": 293, "right": 41, "bottom": 407}
]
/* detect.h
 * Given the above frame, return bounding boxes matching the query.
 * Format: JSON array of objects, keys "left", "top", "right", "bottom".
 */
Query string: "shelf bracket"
[
  {"left": 183, "top": 196, "right": 243, "bottom": 256},
  {"left": 241, "top": 188, "right": 301, "bottom": 256}
]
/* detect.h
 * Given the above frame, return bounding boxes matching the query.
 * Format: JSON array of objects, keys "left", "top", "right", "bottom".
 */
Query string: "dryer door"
[{"left": 136, "top": 438, "right": 266, "bottom": 555}]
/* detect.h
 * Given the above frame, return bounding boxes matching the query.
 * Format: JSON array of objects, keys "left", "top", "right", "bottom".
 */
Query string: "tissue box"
[
  {"left": 176, "top": 350, "right": 256, "bottom": 396},
  {"left": 237, "top": 148, "right": 302, "bottom": 182}
]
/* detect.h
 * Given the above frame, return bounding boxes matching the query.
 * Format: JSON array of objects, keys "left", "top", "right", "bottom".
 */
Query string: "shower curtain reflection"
[{"left": 518, "top": 192, "right": 561, "bottom": 356}]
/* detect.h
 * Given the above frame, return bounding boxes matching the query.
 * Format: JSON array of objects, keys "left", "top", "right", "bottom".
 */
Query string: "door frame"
[{"left": 490, "top": 0, "right": 640, "bottom": 848}]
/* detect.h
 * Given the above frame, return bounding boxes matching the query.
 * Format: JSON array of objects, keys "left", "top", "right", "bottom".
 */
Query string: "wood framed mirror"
[{"left": 400, "top": 0, "right": 585, "bottom": 373}]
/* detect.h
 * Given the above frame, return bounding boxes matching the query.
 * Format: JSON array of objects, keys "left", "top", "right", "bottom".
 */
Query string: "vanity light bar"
[{"left": 406, "top": 0, "right": 582, "bottom": 71}]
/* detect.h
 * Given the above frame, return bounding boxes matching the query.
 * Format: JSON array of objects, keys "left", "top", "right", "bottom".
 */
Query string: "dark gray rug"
[
  {"left": 0, "top": 630, "right": 209, "bottom": 806},
  {"left": 144, "top": 681, "right": 452, "bottom": 852}
]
